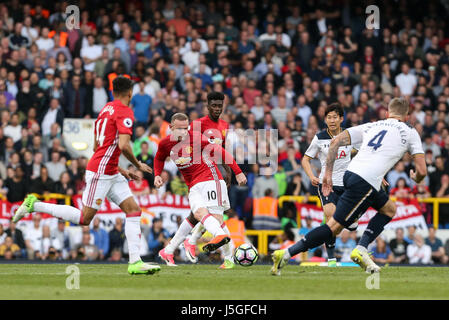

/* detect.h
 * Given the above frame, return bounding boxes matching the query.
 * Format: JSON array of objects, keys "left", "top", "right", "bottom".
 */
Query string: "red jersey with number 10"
[{"left": 86, "top": 100, "right": 135, "bottom": 175}]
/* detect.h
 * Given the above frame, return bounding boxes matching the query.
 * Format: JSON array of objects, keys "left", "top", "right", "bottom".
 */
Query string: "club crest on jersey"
[
  {"left": 208, "top": 137, "right": 223, "bottom": 144},
  {"left": 123, "top": 118, "right": 133, "bottom": 128},
  {"left": 222, "top": 130, "right": 226, "bottom": 137},
  {"left": 96, "top": 199, "right": 102, "bottom": 206},
  {"left": 185, "top": 146, "right": 192, "bottom": 154}
]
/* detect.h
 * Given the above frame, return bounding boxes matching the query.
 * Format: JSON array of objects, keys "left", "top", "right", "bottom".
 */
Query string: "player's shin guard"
[
  {"left": 358, "top": 213, "right": 392, "bottom": 249},
  {"left": 165, "top": 218, "right": 195, "bottom": 254},
  {"left": 33, "top": 202, "right": 82, "bottom": 224},
  {"left": 287, "top": 224, "right": 333, "bottom": 258},
  {"left": 125, "top": 212, "right": 142, "bottom": 264},
  {"left": 221, "top": 223, "right": 234, "bottom": 261},
  {"left": 325, "top": 236, "right": 336, "bottom": 259},
  {"left": 201, "top": 214, "right": 226, "bottom": 237}
]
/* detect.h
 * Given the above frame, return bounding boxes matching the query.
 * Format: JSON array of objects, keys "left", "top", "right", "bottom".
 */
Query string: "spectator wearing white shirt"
[
  {"left": 407, "top": 234, "right": 432, "bottom": 264},
  {"left": 41, "top": 98, "right": 63, "bottom": 137},
  {"left": 274, "top": 24, "right": 291, "bottom": 48},
  {"left": 259, "top": 23, "right": 277, "bottom": 51},
  {"left": 395, "top": 62, "right": 417, "bottom": 96},
  {"left": 21, "top": 16, "right": 38, "bottom": 44},
  {"left": 251, "top": 96, "right": 265, "bottom": 121},
  {"left": 25, "top": 214, "right": 43, "bottom": 259},
  {"left": 45, "top": 151, "right": 67, "bottom": 182},
  {"left": 179, "top": 29, "right": 209, "bottom": 55},
  {"left": 37, "top": 225, "right": 62, "bottom": 260},
  {"left": 35, "top": 27, "right": 54, "bottom": 52},
  {"left": 294, "top": 95, "right": 310, "bottom": 127},
  {"left": 4, "top": 113, "right": 22, "bottom": 143},
  {"left": 92, "top": 77, "right": 108, "bottom": 116},
  {"left": 271, "top": 96, "right": 289, "bottom": 123},
  {"left": 6, "top": 71, "right": 18, "bottom": 98},
  {"left": 131, "top": 73, "right": 160, "bottom": 98},
  {"left": 181, "top": 40, "right": 201, "bottom": 71},
  {"left": 81, "top": 34, "right": 103, "bottom": 72}
]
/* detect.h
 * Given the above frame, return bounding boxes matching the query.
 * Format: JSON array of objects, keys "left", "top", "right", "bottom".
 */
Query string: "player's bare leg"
[
  {"left": 13, "top": 194, "right": 96, "bottom": 225},
  {"left": 193, "top": 208, "right": 230, "bottom": 253},
  {"left": 161, "top": 212, "right": 199, "bottom": 265},
  {"left": 120, "top": 196, "right": 161, "bottom": 274}
]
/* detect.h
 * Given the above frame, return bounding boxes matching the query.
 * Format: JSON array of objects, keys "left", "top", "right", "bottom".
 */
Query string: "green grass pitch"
[{"left": 0, "top": 264, "right": 448, "bottom": 300}]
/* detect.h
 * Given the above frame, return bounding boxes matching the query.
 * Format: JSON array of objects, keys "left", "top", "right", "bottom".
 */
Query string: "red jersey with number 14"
[{"left": 86, "top": 100, "right": 135, "bottom": 175}]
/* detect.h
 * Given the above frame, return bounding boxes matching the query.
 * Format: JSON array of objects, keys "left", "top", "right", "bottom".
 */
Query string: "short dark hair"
[
  {"left": 325, "top": 103, "right": 344, "bottom": 117},
  {"left": 207, "top": 91, "right": 225, "bottom": 104},
  {"left": 112, "top": 76, "right": 133, "bottom": 96}
]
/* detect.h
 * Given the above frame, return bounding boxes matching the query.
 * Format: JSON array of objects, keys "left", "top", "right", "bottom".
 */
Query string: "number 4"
[{"left": 368, "top": 130, "right": 387, "bottom": 151}]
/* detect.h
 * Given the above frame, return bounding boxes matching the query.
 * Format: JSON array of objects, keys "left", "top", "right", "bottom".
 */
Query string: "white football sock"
[
  {"left": 201, "top": 214, "right": 226, "bottom": 237},
  {"left": 33, "top": 202, "right": 82, "bottom": 224},
  {"left": 125, "top": 215, "right": 142, "bottom": 264},
  {"left": 188, "top": 223, "right": 206, "bottom": 245},
  {"left": 165, "top": 218, "right": 194, "bottom": 254},
  {"left": 221, "top": 224, "right": 234, "bottom": 261}
]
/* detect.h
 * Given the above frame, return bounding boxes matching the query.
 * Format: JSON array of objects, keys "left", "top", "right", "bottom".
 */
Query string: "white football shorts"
[
  {"left": 188, "top": 179, "right": 230, "bottom": 215},
  {"left": 82, "top": 170, "right": 134, "bottom": 210}
]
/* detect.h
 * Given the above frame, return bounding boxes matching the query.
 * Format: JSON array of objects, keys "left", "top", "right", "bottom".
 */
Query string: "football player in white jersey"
[
  {"left": 272, "top": 97, "right": 427, "bottom": 275},
  {"left": 302, "top": 103, "right": 358, "bottom": 267}
]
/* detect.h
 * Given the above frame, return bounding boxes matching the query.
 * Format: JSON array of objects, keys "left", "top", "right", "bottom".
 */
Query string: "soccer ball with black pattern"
[{"left": 233, "top": 243, "right": 259, "bottom": 267}]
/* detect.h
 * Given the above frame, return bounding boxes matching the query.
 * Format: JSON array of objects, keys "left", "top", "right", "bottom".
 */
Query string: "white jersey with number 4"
[
  {"left": 305, "top": 128, "right": 358, "bottom": 186},
  {"left": 346, "top": 118, "right": 424, "bottom": 191}
]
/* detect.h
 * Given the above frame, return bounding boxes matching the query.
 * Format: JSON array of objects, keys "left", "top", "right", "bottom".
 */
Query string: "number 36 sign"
[{"left": 63, "top": 118, "right": 96, "bottom": 159}]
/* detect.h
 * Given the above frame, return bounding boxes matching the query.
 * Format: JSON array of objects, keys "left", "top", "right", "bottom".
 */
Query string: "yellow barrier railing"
[
  {"left": 30, "top": 193, "right": 72, "bottom": 206},
  {"left": 0, "top": 193, "right": 72, "bottom": 206},
  {"left": 245, "top": 230, "right": 284, "bottom": 255},
  {"left": 279, "top": 195, "right": 449, "bottom": 229}
]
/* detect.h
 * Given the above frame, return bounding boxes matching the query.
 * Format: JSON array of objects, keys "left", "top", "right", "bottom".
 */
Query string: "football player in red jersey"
[
  {"left": 155, "top": 113, "right": 246, "bottom": 267},
  {"left": 13, "top": 76, "right": 160, "bottom": 275},
  {"left": 183, "top": 92, "right": 237, "bottom": 267}
]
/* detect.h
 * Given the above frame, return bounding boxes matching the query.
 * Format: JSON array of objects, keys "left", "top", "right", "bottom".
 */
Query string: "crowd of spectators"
[{"left": 1, "top": 0, "right": 449, "bottom": 262}]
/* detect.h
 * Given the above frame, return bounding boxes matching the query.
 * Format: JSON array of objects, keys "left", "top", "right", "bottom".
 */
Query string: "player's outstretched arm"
[
  {"left": 410, "top": 154, "right": 427, "bottom": 184},
  {"left": 119, "top": 134, "right": 153, "bottom": 174},
  {"left": 118, "top": 166, "right": 140, "bottom": 181},
  {"left": 212, "top": 144, "right": 246, "bottom": 186},
  {"left": 153, "top": 140, "right": 168, "bottom": 189}
]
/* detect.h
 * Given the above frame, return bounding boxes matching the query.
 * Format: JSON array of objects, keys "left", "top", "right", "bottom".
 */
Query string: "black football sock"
[
  {"left": 287, "top": 224, "right": 333, "bottom": 257},
  {"left": 358, "top": 213, "right": 392, "bottom": 249},
  {"left": 325, "top": 236, "right": 336, "bottom": 259}
]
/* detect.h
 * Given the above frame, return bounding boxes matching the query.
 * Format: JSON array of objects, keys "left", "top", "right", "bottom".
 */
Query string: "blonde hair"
[
  {"left": 170, "top": 113, "right": 189, "bottom": 123},
  {"left": 388, "top": 97, "right": 409, "bottom": 116}
]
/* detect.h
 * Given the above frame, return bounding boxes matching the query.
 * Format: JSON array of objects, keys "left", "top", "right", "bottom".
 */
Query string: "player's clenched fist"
[
  {"left": 154, "top": 175, "right": 164, "bottom": 188},
  {"left": 236, "top": 173, "right": 247, "bottom": 186}
]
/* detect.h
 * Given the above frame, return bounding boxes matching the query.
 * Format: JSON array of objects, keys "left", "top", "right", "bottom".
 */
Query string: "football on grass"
[{"left": 234, "top": 243, "right": 259, "bottom": 267}]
